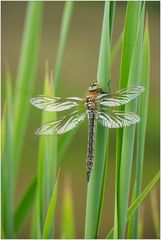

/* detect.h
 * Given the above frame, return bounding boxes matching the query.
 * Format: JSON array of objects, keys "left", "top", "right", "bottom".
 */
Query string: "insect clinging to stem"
[{"left": 30, "top": 82, "right": 144, "bottom": 182}]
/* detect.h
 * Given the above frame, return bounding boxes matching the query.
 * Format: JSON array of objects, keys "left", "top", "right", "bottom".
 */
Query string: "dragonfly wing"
[
  {"left": 30, "top": 96, "right": 84, "bottom": 112},
  {"left": 98, "top": 110, "right": 140, "bottom": 128},
  {"left": 35, "top": 109, "right": 86, "bottom": 135},
  {"left": 98, "top": 85, "right": 144, "bottom": 107}
]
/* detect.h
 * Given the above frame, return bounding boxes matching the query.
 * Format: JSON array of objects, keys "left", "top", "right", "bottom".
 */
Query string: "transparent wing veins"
[
  {"left": 98, "top": 110, "right": 140, "bottom": 128},
  {"left": 30, "top": 96, "right": 84, "bottom": 112},
  {"left": 35, "top": 109, "right": 86, "bottom": 135},
  {"left": 98, "top": 85, "right": 144, "bottom": 107}
]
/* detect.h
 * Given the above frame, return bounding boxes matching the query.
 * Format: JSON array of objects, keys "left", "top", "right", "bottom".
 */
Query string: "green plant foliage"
[
  {"left": 32, "top": 2, "right": 74, "bottom": 237},
  {"left": 1, "top": 102, "right": 6, "bottom": 155},
  {"left": 85, "top": 2, "right": 115, "bottom": 238},
  {"left": 35, "top": 64, "right": 57, "bottom": 238},
  {"left": 114, "top": 2, "right": 143, "bottom": 237},
  {"left": 61, "top": 175, "right": 75, "bottom": 239},
  {"left": 53, "top": 1, "right": 74, "bottom": 95},
  {"left": 2, "top": 72, "right": 14, "bottom": 238},
  {"left": 114, "top": 2, "right": 146, "bottom": 238},
  {"left": 118, "top": 5, "right": 145, "bottom": 238},
  {"left": 2, "top": 2, "right": 158, "bottom": 239},
  {"left": 14, "top": 177, "right": 37, "bottom": 235},
  {"left": 130, "top": 16, "right": 151, "bottom": 238},
  {"left": 42, "top": 171, "right": 59, "bottom": 239},
  {"left": 150, "top": 188, "right": 160, "bottom": 238},
  {"left": 111, "top": 32, "right": 123, "bottom": 65},
  {"left": 13, "top": 2, "right": 43, "bottom": 177},
  {"left": 106, "top": 171, "right": 160, "bottom": 239}
]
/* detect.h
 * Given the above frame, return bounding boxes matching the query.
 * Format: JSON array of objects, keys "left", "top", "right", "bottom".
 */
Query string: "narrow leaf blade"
[{"left": 42, "top": 171, "right": 59, "bottom": 239}]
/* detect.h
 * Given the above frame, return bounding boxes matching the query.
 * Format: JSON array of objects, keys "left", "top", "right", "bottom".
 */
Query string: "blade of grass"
[
  {"left": 30, "top": 199, "right": 37, "bottom": 238},
  {"left": 61, "top": 175, "right": 75, "bottom": 239},
  {"left": 57, "top": 129, "right": 77, "bottom": 163},
  {"left": 14, "top": 176, "right": 37, "bottom": 235},
  {"left": 85, "top": 2, "right": 112, "bottom": 238},
  {"left": 130, "top": 16, "right": 150, "bottom": 238},
  {"left": 33, "top": 2, "right": 73, "bottom": 235},
  {"left": 109, "top": 2, "right": 116, "bottom": 42},
  {"left": 35, "top": 64, "right": 57, "bottom": 237},
  {"left": 138, "top": 204, "right": 144, "bottom": 239},
  {"left": 127, "top": 182, "right": 136, "bottom": 238},
  {"left": 13, "top": 2, "right": 43, "bottom": 176},
  {"left": 1, "top": 102, "right": 6, "bottom": 155},
  {"left": 150, "top": 188, "right": 160, "bottom": 238},
  {"left": 114, "top": 2, "right": 142, "bottom": 237},
  {"left": 42, "top": 170, "right": 59, "bottom": 239},
  {"left": 43, "top": 69, "right": 57, "bottom": 238},
  {"left": 52, "top": 2, "right": 74, "bottom": 169},
  {"left": 1, "top": 228, "right": 6, "bottom": 239},
  {"left": 53, "top": 1, "right": 74, "bottom": 95},
  {"left": 118, "top": 5, "right": 145, "bottom": 238},
  {"left": 111, "top": 32, "right": 123, "bottom": 65},
  {"left": 2, "top": 72, "right": 14, "bottom": 238},
  {"left": 106, "top": 171, "right": 160, "bottom": 239}
]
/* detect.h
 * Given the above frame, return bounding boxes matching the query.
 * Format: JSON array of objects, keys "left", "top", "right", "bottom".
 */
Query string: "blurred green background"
[{"left": 2, "top": 1, "right": 160, "bottom": 238}]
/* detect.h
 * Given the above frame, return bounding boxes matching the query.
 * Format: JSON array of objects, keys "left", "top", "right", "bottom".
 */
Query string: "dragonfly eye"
[{"left": 89, "top": 82, "right": 101, "bottom": 92}]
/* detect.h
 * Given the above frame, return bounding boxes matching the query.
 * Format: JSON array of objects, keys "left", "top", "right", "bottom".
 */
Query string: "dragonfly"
[{"left": 30, "top": 82, "right": 144, "bottom": 182}]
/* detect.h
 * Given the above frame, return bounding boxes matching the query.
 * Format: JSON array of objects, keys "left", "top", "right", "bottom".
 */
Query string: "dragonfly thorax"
[{"left": 85, "top": 95, "right": 99, "bottom": 110}]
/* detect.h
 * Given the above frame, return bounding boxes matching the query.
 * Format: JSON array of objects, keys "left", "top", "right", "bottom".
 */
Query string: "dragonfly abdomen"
[{"left": 87, "top": 110, "right": 95, "bottom": 182}]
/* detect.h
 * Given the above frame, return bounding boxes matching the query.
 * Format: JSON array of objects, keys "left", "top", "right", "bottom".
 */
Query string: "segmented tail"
[{"left": 86, "top": 111, "right": 95, "bottom": 182}]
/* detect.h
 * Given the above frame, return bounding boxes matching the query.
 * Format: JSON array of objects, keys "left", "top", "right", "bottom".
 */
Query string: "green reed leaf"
[
  {"left": 106, "top": 171, "right": 160, "bottom": 239},
  {"left": 42, "top": 170, "right": 59, "bottom": 239},
  {"left": 14, "top": 177, "right": 37, "bottom": 235},
  {"left": 35, "top": 64, "right": 57, "bottom": 237},
  {"left": 85, "top": 2, "right": 113, "bottom": 238},
  {"left": 2, "top": 72, "right": 14, "bottom": 238},
  {"left": 13, "top": 2, "right": 43, "bottom": 176},
  {"left": 33, "top": 2, "right": 73, "bottom": 237},
  {"left": 130, "top": 16, "right": 151, "bottom": 238},
  {"left": 114, "top": 2, "right": 142, "bottom": 237},
  {"left": 1, "top": 102, "right": 6, "bottom": 155},
  {"left": 111, "top": 32, "right": 123, "bottom": 65},
  {"left": 53, "top": 1, "right": 74, "bottom": 95},
  {"left": 57, "top": 129, "right": 77, "bottom": 164},
  {"left": 150, "top": 188, "right": 160, "bottom": 238},
  {"left": 117, "top": 4, "right": 145, "bottom": 238},
  {"left": 61, "top": 175, "right": 75, "bottom": 239}
]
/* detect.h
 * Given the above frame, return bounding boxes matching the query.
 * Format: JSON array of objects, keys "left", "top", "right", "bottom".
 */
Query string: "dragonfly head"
[{"left": 88, "top": 82, "right": 101, "bottom": 92}]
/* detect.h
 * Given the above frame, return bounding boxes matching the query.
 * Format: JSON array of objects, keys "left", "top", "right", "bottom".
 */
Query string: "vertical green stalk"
[
  {"left": 42, "top": 171, "right": 59, "bottom": 239},
  {"left": 2, "top": 72, "right": 14, "bottom": 238},
  {"left": 36, "top": 66, "right": 57, "bottom": 237},
  {"left": 53, "top": 1, "right": 74, "bottom": 95},
  {"left": 150, "top": 188, "right": 160, "bottom": 238},
  {"left": 1, "top": 102, "right": 6, "bottom": 155},
  {"left": 35, "top": 2, "right": 74, "bottom": 237},
  {"left": 85, "top": 2, "right": 114, "bottom": 238},
  {"left": 14, "top": 2, "right": 43, "bottom": 176},
  {"left": 114, "top": 2, "right": 142, "bottom": 238},
  {"left": 106, "top": 172, "right": 160, "bottom": 239},
  {"left": 14, "top": 176, "right": 37, "bottom": 235},
  {"left": 131, "top": 17, "right": 150, "bottom": 237},
  {"left": 61, "top": 175, "right": 75, "bottom": 239},
  {"left": 55, "top": 1, "right": 75, "bottom": 164},
  {"left": 118, "top": 5, "right": 145, "bottom": 238}
]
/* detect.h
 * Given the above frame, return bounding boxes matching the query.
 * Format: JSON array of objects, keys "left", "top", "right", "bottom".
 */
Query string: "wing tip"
[
  {"left": 30, "top": 98, "right": 35, "bottom": 105},
  {"left": 139, "top": 85, "right": 145, "bottom": 93},
  {"left": 35, "top": 129, "right": 40, "bottom": 135}
]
